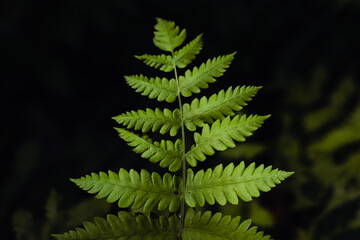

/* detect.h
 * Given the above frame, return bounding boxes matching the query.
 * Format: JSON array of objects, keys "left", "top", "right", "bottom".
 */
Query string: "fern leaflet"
[
  {"left": 116, "top": 128, "right": 183, "bottom": 172},
  {"left": 185, "top": 162, "right": 293, "bottom": 207},
  {"left": 124, "top": 74, "right": 178, "bottom": 102},
  {"left": 183, "top": 86, "right": 262, "bottom": 131},
  {"left": 179, "top": 53, "right": 236, "bottom": 97},
  {"left": 112, "top": 108, "right": 181, "bottom": 136},
  {"left": 173, "top": 34, "right": 203, "bottom": 69},
  {"left": 52, "top": 211, "right": 179, "bottom": 240},
  {"left": 186, "top": 114, "right": 270, "bottom": 166},
  {"left": 71, "top": 169, "right": 181, "bottom": 213},
  {"left": 183, "top": 209, "right": 272, "bottom": 240}
]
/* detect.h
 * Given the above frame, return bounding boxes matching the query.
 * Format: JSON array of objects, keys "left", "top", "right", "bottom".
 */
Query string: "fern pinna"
[{"left": 53, "top": 18, "right": 293, "bottom": 240}]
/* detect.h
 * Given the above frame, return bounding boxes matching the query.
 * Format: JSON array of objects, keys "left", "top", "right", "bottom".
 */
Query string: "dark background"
[{"left": 1, "top": 0, "right": 360, "bottom": 239}]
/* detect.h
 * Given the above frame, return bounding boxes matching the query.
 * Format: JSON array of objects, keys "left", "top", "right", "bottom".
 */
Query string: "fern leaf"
[
  {"left": 71, "top": 169, "right": 181, "bottom": 213},
  {"left": 183, "top": 86, "right": 262, "bottom": 131},
  {"left": 124, "top": 74, "right": 178, "bottom": 102},
  {"left": 183, "top": 208, "right": 272, "bottom": 240},
  {"left": 186, "top": 114, "right": 270, "bottom": 167},
  {"left": 185, "top": 162, "right": 293, "bottom": 207},
  {"left": 173, "top": 34, "right": 203, "bottom": 69},
  {"left": 179, "top": 53, "right": 236, "bottom": 97},
  {"left": 153, "top": 18, "right": 186, "bottom": 52},
  {"left": 52, "top": 211, "right": 179, "bottom": 240},
  {"left": 135, "top": 54, "right": 174, "bottom": 72},
  {"left": 112, "top": 108, "right": 181, "bottom": 136},
  {"left": 115, "top": 128, "right": 183, "bottom": 172}
]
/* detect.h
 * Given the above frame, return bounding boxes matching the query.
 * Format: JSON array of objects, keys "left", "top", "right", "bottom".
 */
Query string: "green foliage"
[
  {"left": 53, "top": 18, "right": 293, "bottom": 239},
  {"left": 240, "top": 69, "right": 360, "bottom": 239}
]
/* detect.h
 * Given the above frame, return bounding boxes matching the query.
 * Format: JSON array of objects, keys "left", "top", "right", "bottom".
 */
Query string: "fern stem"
[{"left": 173, "top": 60, "right": 186, "bottom": 240}]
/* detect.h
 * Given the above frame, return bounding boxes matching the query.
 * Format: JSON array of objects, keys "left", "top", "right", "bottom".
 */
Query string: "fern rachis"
[{"left": 53, "top": 18, "right": 293, "bottom": 240}]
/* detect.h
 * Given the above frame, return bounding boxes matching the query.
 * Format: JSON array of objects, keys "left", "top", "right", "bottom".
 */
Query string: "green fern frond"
[
  {"left": 112, "top": 108, "right": 181, "bottom": 136},
  {"left": 153, "top": 18, "right": 186, "bottom": 52},
  {"left": 179, "top": 53, "right": 236, "bottom": 97},
  {"left": 183, "top": 208, "right": 272, "bottom": 240},
  {"left": 186, "top": 114, "right": 270, "bottom": 166},
  {"left": 52, "top": 211, "right": 179, "bottom": 240},
  {"left": 124, "top": 74, "right": 178, "bottom": 102},
  {"left": 135, "top": 54, "right": 174, "bottom": 72},
  {"left": 71, "top": 169, "right": 181, "bottom": 213},
  {"left": 55, "top": 18, "right": 293, "bottom": 240},
  {"left": 173, "top": 34, "right": 203, "bottom": 69},
  {"left": 183, "top": 86, "right": 262, "bottom": 130},
  {"left": 185, "top": 162, "right": 293, "bottom": 207},
  {"left": 115, "top": 128, "right": 183, "bottom": 172}
]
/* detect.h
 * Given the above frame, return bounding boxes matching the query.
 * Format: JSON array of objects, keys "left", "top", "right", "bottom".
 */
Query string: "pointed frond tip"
[
  {"left": 124, "top": 74, "right": 178, "bottom": 102},
  {"left": 179, "top": 52, "right": 236, "bottom": 97},
  {"left": 183, "top": 85, "right": 262, "bottom": 131},
  {"left": 70, "top": 169, "right": 181, "bottom": 213},
  {"left": 52, "top": 211, "right": 179, "bottom": 240},
  {"left": 153, "top": 18, "right": 186, "bottom": 52},
  {"left": 115, "top": 128, "right": 183, "bottom": 172},
  {"left": 184, "top": 208, "right": 272, "bottom": 240},
  {"left": 186, "top": 162, "right": 294, "bottom": 207},
  {"left": 135, "top": 34, "right": 203, "bottom": 72},
  {"left": 186, "top": 114, "right": 271, "bottom": 167},
  {"left": 112, "top": 108, "right": 181, "bottom": 136}
]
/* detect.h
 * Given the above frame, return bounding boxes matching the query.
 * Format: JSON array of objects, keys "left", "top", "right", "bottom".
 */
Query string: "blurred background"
[{"left": 1, "top": 0, "right": 360, "bottom": 239}]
